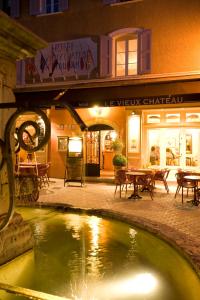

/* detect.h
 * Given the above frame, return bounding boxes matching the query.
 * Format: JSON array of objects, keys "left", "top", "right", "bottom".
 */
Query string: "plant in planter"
[
  {"left": 112, "top": 154, "right": 127, "bottom": 167},
  {"left": 111, "top": 139, "right": 123, "bottom": 153}
]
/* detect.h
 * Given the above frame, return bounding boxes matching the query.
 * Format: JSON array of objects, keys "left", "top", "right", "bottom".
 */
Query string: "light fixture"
[
  {"left": 54, "top": 90, "right": 67, "bottom": 101},
  {"left": 89, "top": 106, "right": 109, "bottom": 117}
]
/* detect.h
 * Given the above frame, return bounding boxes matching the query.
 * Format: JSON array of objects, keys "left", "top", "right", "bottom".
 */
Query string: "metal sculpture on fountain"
[{"left": 0, "top": 108, "right": 51, "bottom": 231}]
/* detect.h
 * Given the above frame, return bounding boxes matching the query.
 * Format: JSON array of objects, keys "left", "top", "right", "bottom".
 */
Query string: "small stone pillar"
[{"left": 0, "top": 11, "right": 47, "bottom": 264}]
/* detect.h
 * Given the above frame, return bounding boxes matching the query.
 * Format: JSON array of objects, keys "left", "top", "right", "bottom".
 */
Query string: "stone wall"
[{"left": 0, "top": 212, "right": 34, "bottom": 265}]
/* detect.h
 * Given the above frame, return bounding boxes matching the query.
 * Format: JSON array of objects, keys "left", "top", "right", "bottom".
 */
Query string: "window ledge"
[
  {"left": 110, "top": 0, "right": 143, "bottom": 6},
  {"left": 36, "top": 11, "right": 63, "bottom": 17}
]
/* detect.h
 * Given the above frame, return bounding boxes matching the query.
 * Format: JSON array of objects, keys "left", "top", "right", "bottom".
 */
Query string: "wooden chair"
[
  {"left": 114, "top": 169, "right": 130, "bottom": 198},
  {"left": 174, "top": 171, "right": 196, "bottom": 203},
  {"left": 154, "top": 168, "right": 170, "bottom": 193},
  {"left": 37, "top": 163, "right": 50, "bottom": 189}
]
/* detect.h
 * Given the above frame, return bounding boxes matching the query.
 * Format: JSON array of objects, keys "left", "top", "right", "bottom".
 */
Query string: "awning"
[
  {"left": 13, "top": 73, "right": 200, "bottom": 109},
  {"left": 14, "top": 88, "right": 200, "bottom": 109}
]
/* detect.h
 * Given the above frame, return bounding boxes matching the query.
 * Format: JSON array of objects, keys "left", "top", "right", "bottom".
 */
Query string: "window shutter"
[
  {"left": 59, "top": 0, "right": 68, "bottom": 11},
  {"left": 16, "top": 61, "right": 21, "bottom": 85},
  {"left": 100, "top": 36, "right": 112, "bottom": 78},
  {"left": 30, "top": 0, "right": 46, "bottom": 15},
  {"left": 138, "top": 29, "right": 151, "bottom": 74},
  {"left": 10, "top": 0, "right": 20, "bottom": 18},
  {"left": 103, "top": 0, "right": 118, "bottom": 4},
  {"left": 16, "top": 60, "right": 25, "bottom": 85},
  {"left": 30, "top": 0, "right": 39, "bottom": 15}
]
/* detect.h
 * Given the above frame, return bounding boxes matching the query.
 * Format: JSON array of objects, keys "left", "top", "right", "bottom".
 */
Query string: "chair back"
[
  {"left": 175, "top": 171, "right": 196, "bottom": 187},
  {"left": 37, "top": 163, "right": 50, "bottom": 177},
  {"left": 137, "top": 173, "right": 154, "bottom": 186},
  {"left": 115, "top": 169, "right": 127, "bottom": 184},
  {"left": 154, "top": 168, "right": 170, "bottom": 181}
]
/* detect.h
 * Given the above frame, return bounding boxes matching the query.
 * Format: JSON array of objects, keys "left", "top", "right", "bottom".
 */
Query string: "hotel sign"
[{"left": 23, "top": 38, "right": 98, "bottom": 84}]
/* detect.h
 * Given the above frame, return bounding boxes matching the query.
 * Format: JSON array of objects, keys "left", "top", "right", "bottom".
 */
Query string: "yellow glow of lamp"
[{"left": 89, "top": 106, "right": 109, "bottom": 117}]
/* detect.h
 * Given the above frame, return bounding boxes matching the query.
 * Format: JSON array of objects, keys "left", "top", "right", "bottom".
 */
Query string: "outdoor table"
[
  {"left": 18, "top": 165, "right": 37, "bottom": 175},
  {"left": 184, "top": 175, "right": 200, "bottom": 206},
  {"left": 136, "top": 168, "right": 154, "bottom": 173},
  {"left": 126, "top": 171, "right": 145, "bottom": 199}
]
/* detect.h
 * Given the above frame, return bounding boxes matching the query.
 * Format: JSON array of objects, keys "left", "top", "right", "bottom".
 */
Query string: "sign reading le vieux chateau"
[
  {"left": 75, "top": 94, "right": 200, "bottom": 108},
  {"left": 104, "top": 95, "right": 184, "bottom": 107}
]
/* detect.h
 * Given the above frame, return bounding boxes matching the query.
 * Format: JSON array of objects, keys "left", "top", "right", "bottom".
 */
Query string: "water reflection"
[
  {"left": 112, "top": 272, "right": 158, "bottom": 296},
  {"left": 0, "top": 208, "right": 200, "bottom": 300}
]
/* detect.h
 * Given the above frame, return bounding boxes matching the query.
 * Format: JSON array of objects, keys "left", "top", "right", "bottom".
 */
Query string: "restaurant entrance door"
[
  {"left": 85, "top": 130, "right": 100, "bottom": 176},
  {"left": 147, "top": 128, "right": 200, "bottom": 169},
  {"left": 85, "top": 124, "right": 116, "bottom": 177}
]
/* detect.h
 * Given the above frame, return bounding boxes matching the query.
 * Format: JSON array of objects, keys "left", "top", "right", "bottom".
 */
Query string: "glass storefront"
[
  {"left": 147, "top": 128, "right": 200, "bottom": 168},
  {"left": 144, "top": 109, "right": 200, "bottom": 170}
]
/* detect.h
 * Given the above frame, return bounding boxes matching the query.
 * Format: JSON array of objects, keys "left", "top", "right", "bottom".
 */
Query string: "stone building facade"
[{"left": 5, "top": 0, "right": 200, "bottom": 179}]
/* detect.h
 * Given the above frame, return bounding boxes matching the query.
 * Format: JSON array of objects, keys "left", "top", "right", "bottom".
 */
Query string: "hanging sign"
[{"left": 24, "top": 38, "right": 98, "bottom": 84}]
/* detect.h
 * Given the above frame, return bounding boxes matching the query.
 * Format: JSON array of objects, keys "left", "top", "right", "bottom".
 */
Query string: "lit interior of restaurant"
[
  {"left": 14, "top": 106, "right": 200, "bottom": 181},
  {"left": 142, "top": 108, "right": 200, "bottom": 176}
]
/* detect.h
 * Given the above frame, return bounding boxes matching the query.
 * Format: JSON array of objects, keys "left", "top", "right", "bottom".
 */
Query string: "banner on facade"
[{"left": 24, "top": 38, "right": 98, "bottom": 84}]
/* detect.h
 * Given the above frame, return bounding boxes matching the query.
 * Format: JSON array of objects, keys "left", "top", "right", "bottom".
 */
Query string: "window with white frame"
[
  {"left": 116, "top": 35, "right": 137, "bottom": 76},
  {"left": 100, "top": 29, "right": 151, "bottom": 78}
]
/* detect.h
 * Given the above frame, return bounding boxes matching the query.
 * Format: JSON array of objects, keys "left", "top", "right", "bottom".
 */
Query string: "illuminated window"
[
  {"left": 128, "top": 114, "right": 140, "bottom": 152},
  {"left": 100, "top": 29, "right": 151, "bottom": 78},
  {"left": 116, "top": 36, "right": 137, "bottom": 76}
]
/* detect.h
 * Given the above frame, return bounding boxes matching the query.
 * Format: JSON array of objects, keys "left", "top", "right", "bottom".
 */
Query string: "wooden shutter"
[
  {"left": 16, "top": 61, "right": 21, "bottom": 85},
  {"left": 59, "top": 0, "right": 68, "bottom": 11},
  {"left": 30, "top": 0, "right": 39, "bottom": 15},
  {"left": 10, "top": 0, "right": 20, "bottom": 18},
  {"left": 16, "top": 60, "right": 25, "bottom": 85},
  {"left": 100, "top": 36, "right": 112, "bottom": 78},
  {"left": 30, "top": 0, "right": 46, "bottom": 15},
  {"left": 138, "top": 29, "right": 151, "bottom": 74},
  {"left": 102, "top": 0, "right": 118, "bottom": 4}
]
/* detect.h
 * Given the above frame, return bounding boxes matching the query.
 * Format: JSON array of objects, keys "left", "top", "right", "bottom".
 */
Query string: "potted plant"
[
  {"left": 111, "top": 139, "right": 123, "bottom": 153},
  {"left": 112, "top": 154, "right": 127, "bottom": 174}
]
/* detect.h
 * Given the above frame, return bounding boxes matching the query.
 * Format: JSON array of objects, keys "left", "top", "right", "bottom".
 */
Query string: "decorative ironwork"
[
  {"left": 0, "top": 108, "right": 50, "bottom": 231},
  {"left": 0, "top": 94, "right": 87, "bottom": 231}
]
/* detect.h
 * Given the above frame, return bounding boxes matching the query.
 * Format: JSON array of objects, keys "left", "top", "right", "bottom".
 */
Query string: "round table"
[{"left": 126, "top": 171, "right": 146, "bottom": 199}]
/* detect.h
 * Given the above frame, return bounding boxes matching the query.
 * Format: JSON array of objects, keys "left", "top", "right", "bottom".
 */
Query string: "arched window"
[
  {"left": 115, "top": 33, "right": 138, "bottom": 76},
  {"left": 100, "top": 28, "right": 151, "bottom": 78}
]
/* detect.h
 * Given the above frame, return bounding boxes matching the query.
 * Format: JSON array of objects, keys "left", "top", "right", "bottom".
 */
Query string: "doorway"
[{"left": 85, "top": 124, "right": 117, "bottom": 177}]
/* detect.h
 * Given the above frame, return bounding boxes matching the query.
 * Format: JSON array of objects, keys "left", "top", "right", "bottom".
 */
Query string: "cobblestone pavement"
[{"left": 36, "top": 178, "right": 200, "bottom": 274}]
